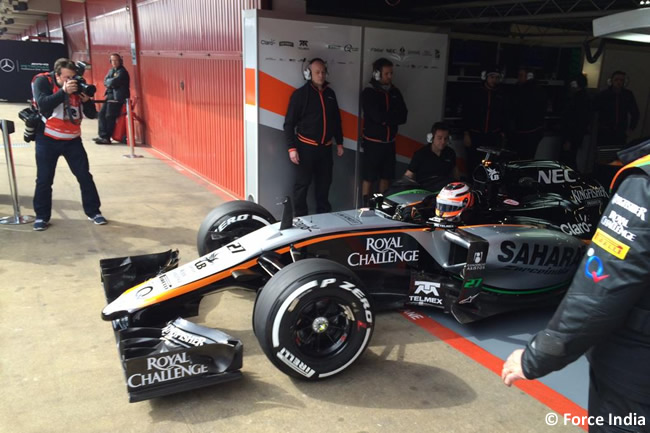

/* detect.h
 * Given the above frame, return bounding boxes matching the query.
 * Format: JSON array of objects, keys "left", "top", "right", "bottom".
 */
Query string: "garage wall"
[
  {"left": 19, "top": 0, "right": 268, "bottom": 200},
  {"left": 134, "top": 0, "right": 263, "bottom": 198}
]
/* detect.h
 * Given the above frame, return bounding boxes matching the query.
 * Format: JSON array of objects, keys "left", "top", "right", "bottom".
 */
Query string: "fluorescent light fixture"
[{"left": 593, "top": 8, "right": 650, "bottom": 43}]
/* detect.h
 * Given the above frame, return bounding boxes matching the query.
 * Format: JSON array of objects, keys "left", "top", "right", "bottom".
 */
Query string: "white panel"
[
  {"left": 243, "top": 10, "right": 259, "bottom": 202},
  {"left": 258, "top": 17, "right": 363, "bottom": 126}
]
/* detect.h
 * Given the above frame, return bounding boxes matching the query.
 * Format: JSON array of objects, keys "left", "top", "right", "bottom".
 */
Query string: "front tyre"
[
  {"left": 253, "top": 259, "right": 374, "bottom": 380},
  {"left": 197, "top": 200, "right": 275, "bottom": 256}
]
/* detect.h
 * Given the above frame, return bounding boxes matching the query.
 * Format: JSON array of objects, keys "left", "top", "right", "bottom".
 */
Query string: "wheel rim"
[{"left": 292, "top": 297, "right": 354, "bottom": 358}]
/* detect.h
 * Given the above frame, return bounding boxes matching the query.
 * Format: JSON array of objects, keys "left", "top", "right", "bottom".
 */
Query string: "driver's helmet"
[{"left": 435, "top": 182, "right": 474, "bottom": 220}]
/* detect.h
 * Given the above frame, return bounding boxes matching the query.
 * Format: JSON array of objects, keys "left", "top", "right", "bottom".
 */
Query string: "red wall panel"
[
  {"left": 134, "top": 0, "right": 263, "bottom": 198},
  {"left": 61, "top": 0, "right": 89, "bottom": 62},
  {"left": 86, "top": 0, "right": 132, "bottom": 96},
  {"left": 48, "top": 14, "right": 64, "bottom": 43}
]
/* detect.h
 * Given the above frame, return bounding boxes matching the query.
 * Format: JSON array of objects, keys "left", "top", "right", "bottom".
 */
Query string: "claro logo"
[{"left": 347, "top": 236, "right": 419, "bottom": 267}]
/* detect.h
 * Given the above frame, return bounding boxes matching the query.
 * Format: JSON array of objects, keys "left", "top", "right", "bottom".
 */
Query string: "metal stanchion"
[
  {"left": 1, "top": 119, "right": 35, "bottom": 225},
  {"left": 123, "top": 98, "right": 143, "bottom": 159}
]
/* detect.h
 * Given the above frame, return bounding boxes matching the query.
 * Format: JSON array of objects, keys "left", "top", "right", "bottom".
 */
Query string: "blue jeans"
[{"left": 33, "top": 133, "right": 102, "bottom": 221}]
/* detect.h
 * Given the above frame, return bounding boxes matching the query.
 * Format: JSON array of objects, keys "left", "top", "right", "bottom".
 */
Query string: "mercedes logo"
[{"left": 0, "top": 58, "right": 16, "bottom": 73}]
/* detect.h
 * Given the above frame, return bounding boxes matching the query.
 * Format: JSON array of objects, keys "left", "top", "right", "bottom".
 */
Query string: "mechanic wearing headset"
[
  {"left": 404, "top": 121, "right": 458, "bottom": 187},
  {"left": 595, "top": 70, "right": 639, "bottom": 153},
  {"left": 502, "top": 138, "right": 650, "bottom": 432},
  {"left": 31, "top": 58, "right": 106, "bottom": 231},
  {"left": 94, "top": 53, "right": 130, "bottom": 144},
  {"left": 283, "top": 58, "right": 343, "bottom": 217},
  {"left": 361, "top": 57, "right": 408, "bottom": 205},
  {"left": 462, "top": 65, "right": 506, "bottom": 176}
]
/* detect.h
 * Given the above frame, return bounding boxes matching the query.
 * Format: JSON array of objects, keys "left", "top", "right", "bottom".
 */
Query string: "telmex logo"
[{"left": 414, "top": 281, "right": 440, "bottom": 296}]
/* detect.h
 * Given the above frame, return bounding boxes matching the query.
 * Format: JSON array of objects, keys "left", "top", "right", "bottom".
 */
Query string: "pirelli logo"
[{"left": 592, "top": 228, "right": 630, "bottom": 260}]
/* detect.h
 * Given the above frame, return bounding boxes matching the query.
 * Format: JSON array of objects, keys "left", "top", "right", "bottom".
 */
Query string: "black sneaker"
[
  {"left": 95, "top": 138, "right": 111, "bottom": 145},
  {"left": 88, "top": 214, "right": 108, "bottom": 225},
  {"left": 33, "top": 219, "right": 49, "bottom": 231}
]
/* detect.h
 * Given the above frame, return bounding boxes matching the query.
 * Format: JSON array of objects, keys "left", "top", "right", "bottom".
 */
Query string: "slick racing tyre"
[
  {"left": 197, "top": 200, "right": 276, "bottom": 256},
  {"left": 253, "top": 259, "right": 374, "bottom": 380}
]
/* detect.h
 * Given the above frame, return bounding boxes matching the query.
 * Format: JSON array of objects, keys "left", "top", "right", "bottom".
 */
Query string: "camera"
[
  {"left": 18, "top": 107, "right": 41, "bottom": 142},
  {"left": 72, "top": 61, "right": 96, "bottom": 97},
  {"left": 72, "top": 75, "right": 96, "bottom": 97}
]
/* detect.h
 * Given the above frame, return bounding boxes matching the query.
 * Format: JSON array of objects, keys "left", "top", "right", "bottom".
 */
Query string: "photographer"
[
  {"left": 31, "top": 58, "right": 106, "bottom": 231},
  {"left": 94, "top": 53, "right": 130, "bottom": 144}
]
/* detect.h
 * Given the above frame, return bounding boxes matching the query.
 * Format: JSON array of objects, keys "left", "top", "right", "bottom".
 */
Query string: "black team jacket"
[
  {"left": 522, "top": 139, "right": 650, "bottom": 404},
  {"left": 283, "top": 81, "right": 343, "bottom": 152},
  {"left": 361, "top": 80, "right": 408, "bottom": 144}
]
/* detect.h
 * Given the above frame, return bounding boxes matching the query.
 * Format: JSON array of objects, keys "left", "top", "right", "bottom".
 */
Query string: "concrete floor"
[{"left": 0, "top": 101, "right": 584, "bottom": 432}]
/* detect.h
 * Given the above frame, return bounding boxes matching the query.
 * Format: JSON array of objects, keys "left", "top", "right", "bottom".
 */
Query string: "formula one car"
[{"left": 100, "top": 148, "right": 608, "bottom": 400}]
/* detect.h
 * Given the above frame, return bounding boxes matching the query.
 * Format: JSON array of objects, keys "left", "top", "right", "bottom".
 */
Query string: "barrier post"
[
  {"left": 123, "top": 98, "right": 143, "bottom": 159},
  {"left": 1, "top": 119, "right": 35, "bottom": 225}
]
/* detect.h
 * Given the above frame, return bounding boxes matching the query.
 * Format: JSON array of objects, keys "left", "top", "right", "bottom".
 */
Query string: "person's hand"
[
  {"left": 79, "top": 93, "right": 91, "bottom": 103},
  {"left": 336, "top": 144, "right": 344, "bottom": 157},
  {"left": 289, "top": 149, "right": 300, "bottom": 165},
  {"left": 63, "top": 79, "right": 78, "bottom": 95},
  {"left": 501, "top": 349, "right": 527, "bottom": 386},
  {"left": 463, "top": 132, "right": 472, "bottom": 148}
]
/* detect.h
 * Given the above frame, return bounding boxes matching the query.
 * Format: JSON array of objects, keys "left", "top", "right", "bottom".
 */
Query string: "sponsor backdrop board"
[
  {"left": 243, "top": 11, "right": 448, "bottom": 217},
  {"left": 0, "top": 40, "right": 68, "bottom": 102}
]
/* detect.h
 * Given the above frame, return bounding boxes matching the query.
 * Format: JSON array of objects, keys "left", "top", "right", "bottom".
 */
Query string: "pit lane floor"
[{"left": 0, "top": 102, "right": 586, "bottom": 433}]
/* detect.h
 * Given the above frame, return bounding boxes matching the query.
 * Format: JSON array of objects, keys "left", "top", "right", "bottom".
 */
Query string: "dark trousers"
[
  {"left": 33, "top": 134, "right": 102, "bottom": 221},
  {"left": 588, "top": 368, "right": 650, "bottom": 433},
  {"left": 98, "top": 101, "right": 123, "bottom": 140},
  {"left": 467, "top": 132, "right": 502, "bottom": 177},
  {"left": 293, "top": 142, "right": 333, "bottom": 217},
  {"left": 509, "top": 130, "right": 544, "bottom": 160}
]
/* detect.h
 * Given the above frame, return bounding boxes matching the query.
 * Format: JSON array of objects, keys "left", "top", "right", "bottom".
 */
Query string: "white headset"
[
  {"left": 372, "top": 68, "right": 381, "bottom": 82},
  {"left": 303, "top": 58, "right": 327, "bottom": 81}
]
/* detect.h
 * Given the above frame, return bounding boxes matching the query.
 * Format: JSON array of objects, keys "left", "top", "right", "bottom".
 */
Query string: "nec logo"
[
  {"left": 538, "top": 169, "right": 576, "bottom": 184},
  {"left": 414, "top": 281, "right": 440, "bottom": 296}
]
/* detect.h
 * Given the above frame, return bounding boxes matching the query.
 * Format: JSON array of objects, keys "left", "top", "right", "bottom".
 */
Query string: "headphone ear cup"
[
  {"left": 372, "top": 69, "right": 381, "bottom": 81},
  {"left": 526, "top": 72, "right": 534, "bottom": 81},
  {"left": 303, "top": 66, "right": 311, "bottom": 81},
  {"left": 481, "top": 70, "right": 487, "bottom": 81},
  {"left": 426, "top": 132, "right": 433, "bottom": 144},
  {"left": 607, "top": 77, "right": 612, "bottom": 86}
]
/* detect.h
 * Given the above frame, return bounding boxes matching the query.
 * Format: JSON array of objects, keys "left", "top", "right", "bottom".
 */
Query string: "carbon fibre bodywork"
[{"left": 100, "top": 156, "right": 608, "bottom": 399}]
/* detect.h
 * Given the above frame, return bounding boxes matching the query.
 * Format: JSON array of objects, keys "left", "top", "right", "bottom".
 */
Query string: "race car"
[{"left": 100, "top": 149, "right": 609, "bottom": 400}]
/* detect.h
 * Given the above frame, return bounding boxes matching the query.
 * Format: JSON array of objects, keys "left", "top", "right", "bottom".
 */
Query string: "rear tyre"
[
  {"left": 197, "top": 200, "right": 275, "bottom": 256},
  {"left": 253, "top": 259, "right": 374, "bottom": 380}
]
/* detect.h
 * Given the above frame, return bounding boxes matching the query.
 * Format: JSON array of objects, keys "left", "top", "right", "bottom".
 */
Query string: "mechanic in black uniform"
[
  {"left": 508, "top": 66, "right": 547, "bottom": 160},
  {"left": 595, "top": 71, "right": 639, "bottom": 152},
  {"left": 502, "top": 138, "right": 650, "bottom": 432},
  {"left": 361, "top": 57, "right": 408, "bottom": 204},
  {"left": 404, "top": 122, "right": 458, "bottom": 189},
  {"left": 462, "top": 65, "right": 506, "bottom": 176},
  {"left": 560, "top": 74, "right": 592, "bottom": 171},
  {"left": 94, "top": 53, "right": 130, "bottom": 144},
  {"left": 283, "top": 58, "right": 344, "bottom": 216}
]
